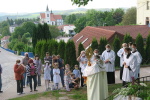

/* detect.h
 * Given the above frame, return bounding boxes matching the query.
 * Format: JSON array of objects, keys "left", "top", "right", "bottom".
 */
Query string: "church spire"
[
  {"left": 46, "top": 5, "right": 49, "bottom": 11},
  {"left": 51, "top": 9, "right": 53, "bottom": 14}
]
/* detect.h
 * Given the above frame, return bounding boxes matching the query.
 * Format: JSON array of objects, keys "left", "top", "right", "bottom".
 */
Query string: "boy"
[{"left": 73, "top": 65, "right": 80, "bottom": 78}]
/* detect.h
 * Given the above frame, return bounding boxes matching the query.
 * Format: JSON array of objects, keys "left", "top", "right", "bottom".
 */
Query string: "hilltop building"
[
  {"left": 137, "top": 0, "right": 150, "bottom": 25},
  {"left": 1, "top": 36, "right": 10, "bottom": 48},
  {"left": 9, "top": 24, "right": 18, "bottom": 33},
  {"left": 40, "top": 5, "right": 63, "bottom": 26}
]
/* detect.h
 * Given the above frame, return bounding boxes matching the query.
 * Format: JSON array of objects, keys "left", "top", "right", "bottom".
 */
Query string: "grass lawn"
[{"left": 9, "top": 83, "right": 123, "bottom": 100}]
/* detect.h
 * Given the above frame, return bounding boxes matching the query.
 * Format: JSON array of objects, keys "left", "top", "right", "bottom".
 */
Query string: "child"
[
  {"left": 64, "top": 64, "right": 71, "bottom": 91},
  {"left": 69, "top": 74, "right": 80, "bottom": 89},
  {"left": 73, "top": 65, "right": 80, "bottom": 78},
  {"left": 53, "top": 63, "right": 61, "bottom": 90},
  {"left": 44, "top": 62, "right": 51, "bottom": 91}
]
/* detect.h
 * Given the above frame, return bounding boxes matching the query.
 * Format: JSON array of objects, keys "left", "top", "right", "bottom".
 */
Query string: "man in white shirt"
[
  {"left": 101, "top": 44, "right": 116, "bottom": 84},
  {"left": 117, "top": 43, "right": 127, "bottom": 80},
  {"left": 131, "top": 44, "right": 142, "bottom": 78},
  {"left": 77, "top": 51, "right": 88, "bottom": 87}
]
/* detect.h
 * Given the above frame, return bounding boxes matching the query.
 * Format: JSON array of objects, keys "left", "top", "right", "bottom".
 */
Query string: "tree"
[
  {"left": 78, "top": 42, "right": 84, "bottom": 56},
  {"left": 113, "top": 36, "right": 121, "bottom": 67},
  {"left": 65, "top": 14, "right": 76, "bottom": 24},
  {"left": 99, "top": 37, "right": 108, "bottom": 54},
  {"left": 112, "top": 8, "right": 124, "bottom": 24},
  {"left": 135, "top": 34, "right": 145, "bottom": 63},
  {"left": 41, "top": 40, "right": 48, "bottom": 62},
  {"left": 121, "top": 7, "right": 136, "bottom": 25},
  {"left": 64, "top": 40, "right": 77, "bottom": 69},
  {"left": 71, "top": 0, "right": 93, "bottom": 7},
  {"left": 145, "top": 34, "right": 150, "bottom": 63},
  {"left": 49, "top": 25, "right": 60, "bottom": 38},
  {"left": 91, "top": 38, "right": 98, "bottom": 51},
  {"left": 43, "top": 23, "right": 52, "bottom": 40},
  {"left": 74, "top": 16, "right": 87, "bottom": 33},
  {"left": 58, "top": 40, "right": 66, "bottom": 59},
  {"left": 13, "top": 42, "right": 25, "bottom": 53},
  {"left": 123, "top": 34, "right": 133, "bottom": 44},
  {"left": 21, "top": 22, "right": 36, "bottom": 35}
]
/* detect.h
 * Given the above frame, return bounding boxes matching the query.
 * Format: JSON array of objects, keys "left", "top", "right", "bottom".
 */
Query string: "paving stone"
[
  {"left": 59, "top": 92, "right": 67, "bottom": 94},
  {"left": 59, "top": 96, "right": 69, "bottom": 100}
]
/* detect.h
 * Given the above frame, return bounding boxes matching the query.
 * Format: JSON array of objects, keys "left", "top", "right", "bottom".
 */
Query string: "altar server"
[
  {"left": 122, "top": 47, "right": 137, "bottom": 86},
  {"left": 117, "top": 43, "right": 127, "bottom": 80},
  {"left": 131, "top": 44, "right": 142, "bottom": 77},
  {"left": 101, "top": 44, "right": 116, "bottom": 84}
]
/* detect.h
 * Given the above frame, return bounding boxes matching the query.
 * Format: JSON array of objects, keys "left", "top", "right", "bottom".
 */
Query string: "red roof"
[
  {"left": 72, "top": 26, "right": 124, "bottom": 53},
  {"left": 40, "top": 13, "right": 62, "bottom": 21},
  {"left": 97, "top": 25, "right": 150, "bottom": 39},
  {"left": 1, "top": 36, "right": 10, "bottom": 41}
]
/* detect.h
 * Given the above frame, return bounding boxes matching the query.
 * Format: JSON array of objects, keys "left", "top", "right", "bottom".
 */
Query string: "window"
[
  {"left": 47, "top": 14, "right": 49, "bottom": 17},
  {"left": 82, "top": 38, "right": 88, "bottom": 44},
  {"left": 76, "top": 35, "right": 83, "bottom": 43},
  {"left": 85, "top": 43, "right": 92, "bottom": 50},
  {"left": 147, "top": 1, "right": 150, "bottom": 10}
]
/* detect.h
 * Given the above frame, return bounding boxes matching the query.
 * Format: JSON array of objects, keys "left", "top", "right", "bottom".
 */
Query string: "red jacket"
[{"left": 14, "top": 64, "right": 25, "bottom": 80}]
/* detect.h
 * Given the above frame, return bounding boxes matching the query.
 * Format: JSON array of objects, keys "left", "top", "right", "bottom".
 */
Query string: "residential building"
[
  {"left": 1, "top": 36, "right": 10, "bottom": 48},
  {"left": 58, "top": 25, "right": 76, "bottom": 35},
  {"left": 9, "top": 24, "right": 18, "bottom": 33},
  {"left": 137, "top": 0, "right": 150, "bottom": 25},
  {"left": 73, "top": 25, "right": 150, "bottom": 54},
  {"left": 40, "top": 5, "right": 63, "bottom": 26}
]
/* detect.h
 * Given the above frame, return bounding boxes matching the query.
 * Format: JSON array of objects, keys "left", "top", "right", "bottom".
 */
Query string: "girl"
[
  {"left": 26, "top": 59, "right": 38, "bottom": 92},
  {"left": 44, "top": 61, "right": 51, "bottom": 91},
  {"left": 53, "top": 63, "right": 61, "bottom": 90},
  {"left": 64, "top": 64, "right": 71, "bottom": 91}
]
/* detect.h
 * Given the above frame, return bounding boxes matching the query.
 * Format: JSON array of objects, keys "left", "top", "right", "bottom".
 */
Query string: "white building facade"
[
  {"left": 1, "top": 36, "right": 10, "bottom": 48},
  {"left": 40, "top": 6, "right": 63, "bottom": 26},
  {"left": 63, "top": 25, "right": 76, "bottom": 35},
  {"left": 9, "top": 24, "right": 18, "bottom": 33},
  {"left": 137, "top": 0, "right": 150, "bottom": 25}
]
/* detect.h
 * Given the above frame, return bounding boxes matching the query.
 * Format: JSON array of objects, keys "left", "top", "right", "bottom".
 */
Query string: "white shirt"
[
  {"left": 101, "top": 50, "right": 116, "bottom": 72},
  {"left": 132, "top": 50, "right": 142, "bottom": 74},
  {"left": 79, "top": 56, "right": 88, "bottom": 73},
  {"left": 117, "top": 48, "right": 125, "bottom": 67}
]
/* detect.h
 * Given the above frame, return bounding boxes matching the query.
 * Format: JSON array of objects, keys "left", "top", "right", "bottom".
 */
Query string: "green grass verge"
[{"left": 9, "top": 83, "right": 123, "bottom": 100}]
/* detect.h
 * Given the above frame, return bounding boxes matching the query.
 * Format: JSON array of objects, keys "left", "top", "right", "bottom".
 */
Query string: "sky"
[{"left": 0, "top": 0, "right": 137, "bottom": 13}]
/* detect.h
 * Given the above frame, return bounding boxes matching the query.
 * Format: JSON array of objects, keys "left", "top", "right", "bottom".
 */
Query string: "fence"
[{"left": 0, "top": 47, "right": 34, "bottom": 58}]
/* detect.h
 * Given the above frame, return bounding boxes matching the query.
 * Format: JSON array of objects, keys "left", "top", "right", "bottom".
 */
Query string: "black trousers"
[
  {"left": 16, "top": 80, "right": 23, "bottom": 93},
  {"left": 28, "top": 75, "right": 37, "bottom": 90},
  {"left": 79, "top": 68, "right": 84, "bottom": 87},
  {"left": 120, "top": 67, "right": 124, "bottom": 80},
  {"left": 107, "top": 72, "right": 115, "bottom": 84}
]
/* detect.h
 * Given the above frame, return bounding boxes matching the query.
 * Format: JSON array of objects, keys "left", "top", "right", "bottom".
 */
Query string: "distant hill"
[{"left": 0, "top": 8, "right": 127, "bottom": 22}]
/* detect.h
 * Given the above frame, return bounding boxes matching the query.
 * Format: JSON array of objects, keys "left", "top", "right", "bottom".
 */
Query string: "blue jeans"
[
  {"left": 0, "top": 75, "right": 2, "bottom": 91},
  {"left": 23, "top": 72, "right": 29, "bottom": 86},
  {"left": 28, "top": 75, "right": 37, "bottom": 90}
]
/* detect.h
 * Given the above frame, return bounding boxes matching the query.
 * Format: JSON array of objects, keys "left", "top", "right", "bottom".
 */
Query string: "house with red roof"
[
  {"left": 72, "top": 25, "right": 150, "bottom": 54},
  {"left": 1, "top": 36, "right": 10, "bottom": 48},
  {"left": 40, "top": 5, "right": 63, "bottom": 26}
]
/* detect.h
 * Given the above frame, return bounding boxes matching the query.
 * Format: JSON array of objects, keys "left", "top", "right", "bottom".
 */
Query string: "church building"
[
  {"left": 40, "top": 6, "right": 63, "bottom": 26},
  {"left": 137, "top": 0, "right": 150, "bottom": 25}
]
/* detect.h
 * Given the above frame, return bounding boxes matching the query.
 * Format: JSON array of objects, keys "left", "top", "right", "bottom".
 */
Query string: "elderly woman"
[
  {"left": 34, "top": 54, "right": 42, "bottom": 86},
  {"left": 14, "top": 60, "right": 25, "bottom": 95},
  {"left": 26, "top": 59, "right": 38, "bottom": 92}
]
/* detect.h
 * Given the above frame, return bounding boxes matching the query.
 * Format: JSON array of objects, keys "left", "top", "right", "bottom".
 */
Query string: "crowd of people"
[{"left": 0, "top": 42, "right": 142, "bottom": 96}]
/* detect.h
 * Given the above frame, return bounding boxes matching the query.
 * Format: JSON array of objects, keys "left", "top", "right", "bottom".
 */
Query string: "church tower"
[
  {"left": 137, "top": 0, "right": 150, "bottom": 25},
  {"left": 45, "top": 5, "right": 51, "bottom": 24}
]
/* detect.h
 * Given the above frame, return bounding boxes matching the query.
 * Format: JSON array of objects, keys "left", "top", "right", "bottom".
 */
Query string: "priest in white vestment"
[{"left": 84, "top": 55, "right": 108, "bottom": 100}]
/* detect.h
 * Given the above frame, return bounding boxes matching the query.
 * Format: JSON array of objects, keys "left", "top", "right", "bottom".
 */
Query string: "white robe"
[
  {"left": 122, "top": 54, "right": 138, "bottom": 82},
  {"left": 101, "top": 50, "right": 116, "bottom": 72},
  {"left": 117, "top": 48, "right": 125, "bottom": 67},
  {"left": 79, "top": 56, "right": 88, "bottom": 75},
  {"left": 53, "top": 68, "right": 61, "bottom": 84},
  {"left": 132, "top": 50, "right": 142, "bottom": 74},
  {"left": 83, "top": 61, "right": 108, "bottom": 100}
]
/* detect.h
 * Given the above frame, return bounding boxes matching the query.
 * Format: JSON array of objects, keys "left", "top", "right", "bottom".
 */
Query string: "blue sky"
[{"left": 0, "top": 0, "right": 137, "bottom": 13}]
